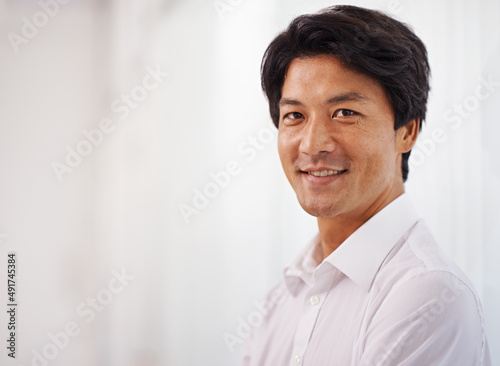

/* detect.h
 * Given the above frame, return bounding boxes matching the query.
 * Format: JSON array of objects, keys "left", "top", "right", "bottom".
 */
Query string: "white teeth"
[{"left": 308, "top": 170, "right": 344, "bottom": 177}]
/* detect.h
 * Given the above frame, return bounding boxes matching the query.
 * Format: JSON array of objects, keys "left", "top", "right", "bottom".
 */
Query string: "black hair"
[{"left": 261, "top": 5, "right": 430, "bottom": 181}]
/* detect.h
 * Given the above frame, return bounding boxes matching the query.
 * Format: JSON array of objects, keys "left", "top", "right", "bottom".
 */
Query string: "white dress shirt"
[{"left": 239, "top": 194, "right": 491, "bottom": 366}]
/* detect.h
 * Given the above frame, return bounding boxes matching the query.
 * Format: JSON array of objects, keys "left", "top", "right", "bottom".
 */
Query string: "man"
[{"left": 239, "top": 5, "right": 491, "bottom": 366}]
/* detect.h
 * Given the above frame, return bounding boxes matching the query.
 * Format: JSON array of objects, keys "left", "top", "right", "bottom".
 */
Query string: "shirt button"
[
  {"left": 309, "top": 295, "right": 320, "bottom": 305},
  {"left": 293, "top": 354, "right": 302, "bottom": 365}
]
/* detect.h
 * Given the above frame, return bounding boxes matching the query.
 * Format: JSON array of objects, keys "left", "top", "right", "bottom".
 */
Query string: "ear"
[{"left": 396, "top": 119, "right": 419, "bottom": 153}]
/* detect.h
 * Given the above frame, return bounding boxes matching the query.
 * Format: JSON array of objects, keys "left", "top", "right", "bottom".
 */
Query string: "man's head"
[{"left": 261, "top": 5, "right": 430, "bottom": 219}]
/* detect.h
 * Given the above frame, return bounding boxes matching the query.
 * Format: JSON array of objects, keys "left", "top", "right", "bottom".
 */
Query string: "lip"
[
  {"left": 300, "top": 168, "right": 347, "bottom": 186},
  {"left": 300, "top": 166, "right": 345, "bottom": 172}
]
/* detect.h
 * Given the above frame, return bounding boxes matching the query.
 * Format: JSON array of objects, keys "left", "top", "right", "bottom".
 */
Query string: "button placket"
[
  {"left": 309, "top": 294, "right": 320, "bottom": 306},
  {"left": 290, "top": 265, "right": 335, "bottom": 366}
]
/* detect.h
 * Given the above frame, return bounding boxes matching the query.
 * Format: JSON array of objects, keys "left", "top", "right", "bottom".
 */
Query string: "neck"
[{"left": 317, "top": 185, "right": 404, "bottom": 259}]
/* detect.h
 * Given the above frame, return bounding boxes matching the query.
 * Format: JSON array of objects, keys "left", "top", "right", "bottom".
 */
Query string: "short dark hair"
[{"left": 260, "top": 5, "right": 430, "bottom": 182}]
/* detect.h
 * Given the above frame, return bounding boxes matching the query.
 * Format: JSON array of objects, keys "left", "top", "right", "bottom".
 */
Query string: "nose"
[{"left": 299, "top": 114, "right": 336, "bottom": 155}]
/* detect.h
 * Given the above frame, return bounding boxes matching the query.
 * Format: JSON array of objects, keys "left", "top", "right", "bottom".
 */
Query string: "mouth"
[
  {"left": 299, "top": 168, "right": 348, "bottom": 186},
  {"left": 305, "top": 169, "right": 347, "bottom": 177}
]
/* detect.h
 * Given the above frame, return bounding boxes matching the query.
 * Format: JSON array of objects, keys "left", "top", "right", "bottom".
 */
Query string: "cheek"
[
  {"left": 277, "top": 134, "right": 285, "bottom": 156},
  {"left": 277, "top": 136, "right": 292, "bottom": 177},
  {"left": 277, "top": 133, "right": 294, "bottom": 163},
  {"left": 351, "top": 134, "right": 397, "bottom": 176},
  {"left": 277, "top": 136, "right": 286, "bottom": 164},
  {"left": 370, "top": 146, "right": 398, "bottom": 181}
]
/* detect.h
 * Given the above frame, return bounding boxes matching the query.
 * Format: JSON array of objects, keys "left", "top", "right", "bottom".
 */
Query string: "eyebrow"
[{"left": 279, "top": 92, "right": 369, "bottom": 107}]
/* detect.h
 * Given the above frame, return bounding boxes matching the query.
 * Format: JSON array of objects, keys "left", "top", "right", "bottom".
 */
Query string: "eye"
[
  {"left": 281, "top": 111, "right": 305, "bottom": 125},
  {"left": 333, "top": 109, "right": 357, "bottom": 118},
  {"left": 284, "top": 112, "right": 304, "bottom": 120}
]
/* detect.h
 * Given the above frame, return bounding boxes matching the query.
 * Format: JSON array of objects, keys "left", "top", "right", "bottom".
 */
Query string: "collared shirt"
[{"left": 238, "top": 194, "right": 491, "bottom": 366}]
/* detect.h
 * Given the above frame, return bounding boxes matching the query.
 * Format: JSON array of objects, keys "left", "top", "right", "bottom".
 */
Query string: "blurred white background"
[{"left": 0, "top": 0, "right": 498, "bottom": 365}]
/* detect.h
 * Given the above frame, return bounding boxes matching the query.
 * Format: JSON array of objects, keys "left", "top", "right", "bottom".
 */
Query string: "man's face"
[{"left": 278, "top": 55, "right": 406, "bottom": 220}]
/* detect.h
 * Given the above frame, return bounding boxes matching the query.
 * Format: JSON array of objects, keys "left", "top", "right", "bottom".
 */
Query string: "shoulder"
[
  {"left": 372, "top": 219, "right": 483, "bottom": 323},
  {"left": 361, "top": 220, "right": 489, "bottom": 365},
  {"left": 374, "top": 219, "right": 478, "bottom": 295}
]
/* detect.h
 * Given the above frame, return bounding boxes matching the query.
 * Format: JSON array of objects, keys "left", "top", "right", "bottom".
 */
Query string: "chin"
[{"left": 298, "top": 200, "right": 340, "bottom": 218}]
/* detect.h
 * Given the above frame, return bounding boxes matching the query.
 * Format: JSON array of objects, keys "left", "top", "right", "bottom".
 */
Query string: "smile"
[{"left": 307, "top": 169, "right": 347, "bottom": 177}]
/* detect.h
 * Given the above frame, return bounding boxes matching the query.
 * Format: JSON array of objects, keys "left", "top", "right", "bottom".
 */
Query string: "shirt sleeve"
[
  {"left": 358, "top": 271, "right": 491, "bottom": 366},
  {"left": 236, "top": 281, "right": 288, "bottom": 366},
  {"left": 237, "top": 328, "right": 254, "bottom": 366}
]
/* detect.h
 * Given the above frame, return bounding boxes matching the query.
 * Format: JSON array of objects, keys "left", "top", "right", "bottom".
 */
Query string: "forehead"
[{"left": 281, "top": 55, "right": 390, "bottom": 108}]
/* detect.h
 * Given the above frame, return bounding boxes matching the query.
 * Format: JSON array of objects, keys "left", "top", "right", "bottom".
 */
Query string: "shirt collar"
[
  {"left": 284, "top": 193, "right": 420, "bottom": 294},
  {"left": 283, "top": 233, "right": 322, "bottom": 295}
]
